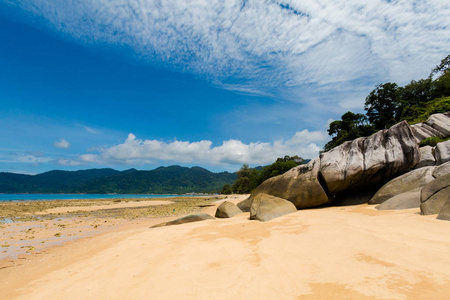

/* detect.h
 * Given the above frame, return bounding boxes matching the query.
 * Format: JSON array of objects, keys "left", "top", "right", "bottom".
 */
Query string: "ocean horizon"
[{"left": 0, "top": 193, "right": 207, "bottom": 202}]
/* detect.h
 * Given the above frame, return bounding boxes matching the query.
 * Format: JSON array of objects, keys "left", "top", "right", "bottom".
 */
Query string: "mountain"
[{"left": 0, "top": 166, "right": 236, "bottom": 194}]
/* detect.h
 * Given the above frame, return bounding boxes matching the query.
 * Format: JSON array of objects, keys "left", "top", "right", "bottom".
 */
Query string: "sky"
[{"left": 0, "top": 0, "right": 449, "bottom": 175}]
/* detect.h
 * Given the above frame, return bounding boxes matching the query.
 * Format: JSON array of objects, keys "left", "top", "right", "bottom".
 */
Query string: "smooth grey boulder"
[
  {"left": 411, "top": 123, "right": 433, "bottom": 142},
  {"left": 319, "top": 121, "right": 420, "bottom": 195},
  {"left": 420, "top": 187, "right": 450, "bottom": 215},
  {"left": 433, "top": 161, "right": 450, "bottom": 178},
  {"left": 421, "top": 123, "right": 444, "bottom": 137},
  {"left": 375, "top": 188, "right": 422, "bottom": 210},
  {"left": 435, "top": 140, "right": 450, "bottom": 165},
  {"left": 151, "top": 213, "right": 214, "bottom": 228},
  {"left": 215, "top": 201, "right": 243, "bottom": 218},
  {"left": 237, "top": 197, "right": 252, "bottom": 212},
  {"left": 414, "top": 146, "right": 436, "bottom": 169},
  {"left": 247, "top": 158, "right": 331, "bottom": 209},
  {"left": 437, "top": 199, "right": 450, "bottom": 221},
  {"left": 426, "top": 113, "right": 450, "bottom": 136},
  {"left": 369, "top": 166, "right": 435, "bottom": 204},
  {"left": 420, "top": 174, "right": 450, "bottom": 215},
  {"left": 250, "top": 193, "right": 297, "bottom": 222}
]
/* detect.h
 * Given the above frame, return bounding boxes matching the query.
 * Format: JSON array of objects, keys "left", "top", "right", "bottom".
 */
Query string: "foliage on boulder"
[{"left": 325, "top": 54, "right": 450, "bottom": 150}]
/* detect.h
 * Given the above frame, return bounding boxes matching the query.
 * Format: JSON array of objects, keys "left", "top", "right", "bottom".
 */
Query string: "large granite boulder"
[
  {"left": 151, "top": 213, "right": 214, "bottom": 228},
  {"left": 247, "top": 158, "right": 331, "bottom": 209},
  {"left": 414, "top": 146, "right": 436, "bottom": 169},
  {"left": 426, "top": 113, "right": 450, "bottom": 136},
  {"left": 369, "top": 166, "right": 435, "bottom": 204},
  {"left": 420, "top": 174, "right": 450, "bottom": 215},
  {"left": 435, "top": 140, "right": 450, "bottom": 165},
  {"left": 215, "top": 201, "right": 243, "bottom": 218},
  {"left": 437, "top": 199, "right": 450, "bottom": 221},
  {"left": 250, "top": 193, "right": 297, "bottom": 222},
  {"left": 319, "top": 121, "right": 420, "bottom": 195},
  {"left": 237, "top": 197, "right": 252, "bottom": 212},
  {"left": 433, "top": 161, "right": 450, "bottom": 178},
  {"left": 375, "top": 188, "right": 422, "bottom": 210}
]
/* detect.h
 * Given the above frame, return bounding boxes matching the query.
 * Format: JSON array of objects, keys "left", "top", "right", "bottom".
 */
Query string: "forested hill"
[{"left": 0, "top": 166, "right": 237, "bottom": 194}]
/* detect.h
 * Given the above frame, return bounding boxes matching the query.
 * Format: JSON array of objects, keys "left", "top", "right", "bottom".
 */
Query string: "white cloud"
[
  {"left": 84, "top": 126, "right": 101, "bottom": 134},
  {"left": 57, "top": 159, "right": 83, "bottom": 166},
  {"left": 54, "top": 138, "right": 71, "bottom": 149},
  {"left": 7, "top": 0, "right": 450, "bottom": 101},
  {"left": 80, "top": 131, "right": 327, "bottom": 167},
  {"left": 285, "top": 129, "right": 328, "bottom": 146},
  {"left": 12, "top": 152, "right": 52, "bottom": 164}
]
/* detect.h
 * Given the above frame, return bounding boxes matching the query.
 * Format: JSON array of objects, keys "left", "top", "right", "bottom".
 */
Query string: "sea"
[{"left": 0, "top": 194, "right": 197, "bottom": 202}]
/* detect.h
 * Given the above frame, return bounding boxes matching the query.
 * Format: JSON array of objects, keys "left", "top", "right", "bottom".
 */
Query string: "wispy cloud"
[
  {"left": 79, "top": 131, "right": 327, "bottom": 167},
  {"left": 54, "top": 138, "right": 71, "bottom": 149},
  {"left": 9, "top": 151, "right": 53, "bottom": 164},
  {"left": 57, "top": 159, "right": 83, "bottom": 166},
  {"left": 5, "top": 0, "right": 449, "bottom": 106},
  {"left": 84, "top": 126, "right": 101, "bottom": 135}
]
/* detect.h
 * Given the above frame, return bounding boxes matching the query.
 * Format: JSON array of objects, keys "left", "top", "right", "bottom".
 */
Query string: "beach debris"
[{"left": 215, "top": 201, "right": 243, "bottom": 218}]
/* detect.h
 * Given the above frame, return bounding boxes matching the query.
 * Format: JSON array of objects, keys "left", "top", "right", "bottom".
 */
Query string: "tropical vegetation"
[{"left": 324, "top": 54, "right": 450, "bottom": 151}]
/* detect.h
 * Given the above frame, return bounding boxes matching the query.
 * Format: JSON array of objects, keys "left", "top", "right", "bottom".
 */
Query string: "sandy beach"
[{"left": 1, "top": 195, "right": 450, "bottom": 299}]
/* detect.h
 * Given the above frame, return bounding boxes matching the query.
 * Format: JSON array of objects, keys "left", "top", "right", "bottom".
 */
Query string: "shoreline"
[
  {"left": 2, "top": 195, "right": 450, "bottom": 299},
  {"left": 0, "top": 195, "right": 229, "bottom": 261}
]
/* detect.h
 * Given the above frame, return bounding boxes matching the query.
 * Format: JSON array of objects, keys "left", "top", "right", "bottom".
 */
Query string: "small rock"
[
  {"left": 414, "top": 146, "right": 435, "bottom": 169},
  {"left": 435, "top": 140, "right": 450, "bottom": 165},
  {"left": 250, "top": 193, "right": 297, "bottom": 222},
  {"left": 236, "top": 197, "right": 252, "bottom": 213},
  {"left": 215, "top": 201, "right": 243, "bottom": 218},
  {"left": 151, "top": 213, "right": 214, "bottom": 228}
]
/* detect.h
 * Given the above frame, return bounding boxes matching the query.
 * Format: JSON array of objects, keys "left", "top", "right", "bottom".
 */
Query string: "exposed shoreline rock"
[
  {"left": 247, "top": 158, "right": 331, "bottom": 210},
  {"left": 319, "top": 121, "right": 420, "bottom": 195},
  {"left": 250, "top": 193, "right": 297, "bottom": 222},
  {"left": 215, "top": 201, "right": 243, "bottom": 218}
]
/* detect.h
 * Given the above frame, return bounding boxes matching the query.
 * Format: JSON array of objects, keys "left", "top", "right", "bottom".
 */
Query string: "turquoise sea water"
[{"left": 0, "top": 194, "right": 194, "bottom": 202}]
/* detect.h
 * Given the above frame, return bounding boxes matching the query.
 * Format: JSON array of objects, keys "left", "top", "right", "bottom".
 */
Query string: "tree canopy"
[
  {"left": 325, "top": 54, "right": 450, "bottom": 151},
  {"left": 223, "top": 156, "right": 307, "bottom": 194}
]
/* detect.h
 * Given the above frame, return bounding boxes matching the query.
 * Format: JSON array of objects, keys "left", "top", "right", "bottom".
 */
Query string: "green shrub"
[
  {"left": 408, "top": 96, "right": 450, "bottom": 124},
  {"left": 419, "top": 136, "right": 450, "bottom": 147}
]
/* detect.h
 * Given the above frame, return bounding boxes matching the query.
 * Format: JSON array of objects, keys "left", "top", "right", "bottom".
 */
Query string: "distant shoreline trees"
[{"left": 221, "top": 155, "right": 306, "bottom": 194}]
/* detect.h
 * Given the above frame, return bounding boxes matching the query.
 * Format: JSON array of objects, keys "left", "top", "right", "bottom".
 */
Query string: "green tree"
[
  {"left": 364, "top": 83, "right": 401, "bottom": 130},
  {"left": 232, "top": 164, "right": 253, "bottom": 194},
  {"left": 431, "top": 54, "right": 450, "bottom": 76},
  {"left": 324, "top": 111, "right": 375, "bottom": 151},
  {"left": 221, "top": 184, "right": 232, "bottom": 194},
  {"left": 224, "top": 157, "right": 306, "bottom": 194}
]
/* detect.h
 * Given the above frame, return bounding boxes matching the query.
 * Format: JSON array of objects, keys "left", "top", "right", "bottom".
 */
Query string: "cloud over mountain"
[{"left": 80, "top": 131, "right": 327, "bottom": 167}]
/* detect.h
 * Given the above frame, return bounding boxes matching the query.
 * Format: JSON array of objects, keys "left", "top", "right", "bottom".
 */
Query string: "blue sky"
[{"left": 0, "top": 0, "right": 449, "bottom": 174}]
